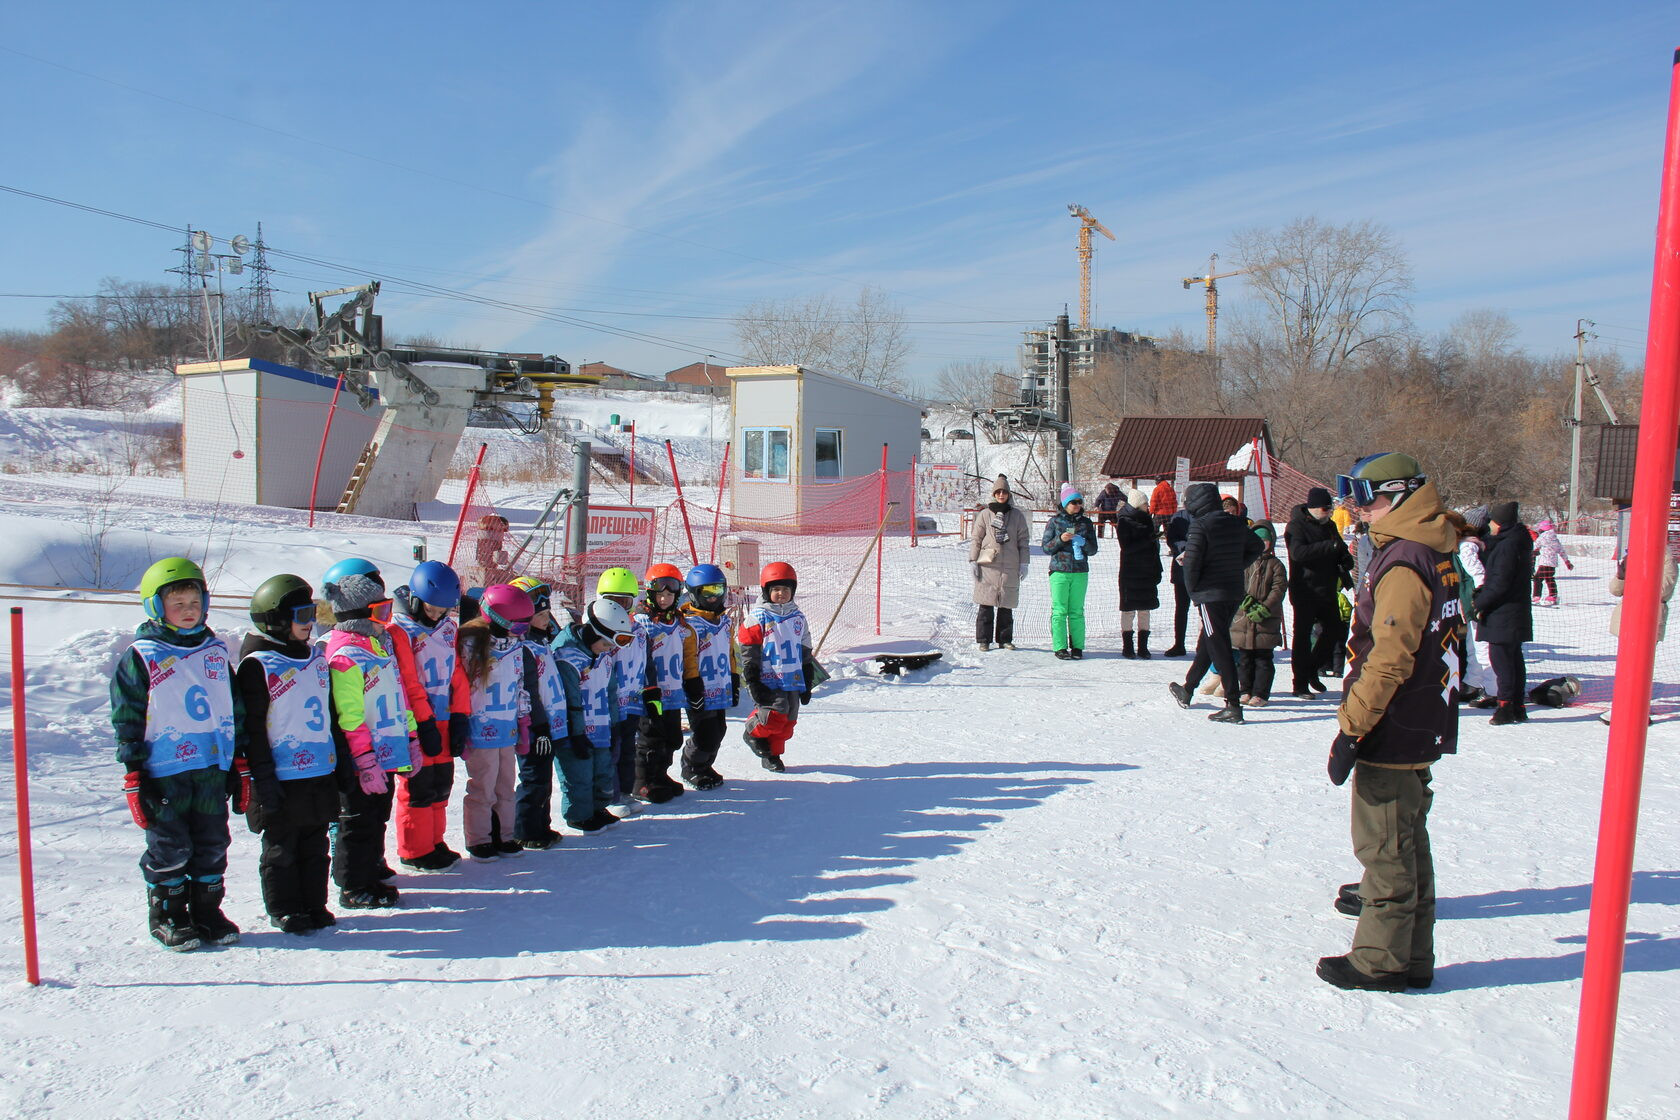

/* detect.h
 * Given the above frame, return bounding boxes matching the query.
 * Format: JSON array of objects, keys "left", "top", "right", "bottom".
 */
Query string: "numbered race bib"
[
  {"left": 245, "top": 647, "right": 335, "bottom": 780},
  {"left": 334, "top": 639, "right": 413, "bottom": 771},
  {"left": 639, "top": 614, "right": 691, "bottom": 706},
  {"left": 525, "top": 640, "right": 568, "bottom": 730},
  {"left": 132, "top": 636, "right": 236, "bottom": 778},
  {"left": 468, "top": 642, "right": 524, "bottom": 749},
  {"left": 393, "top": 613, "right": 458, "bottom": 719},
  {"left": 688, "top": 612, "right": 734, "bottom": 710},
  {"left": 613, "top": 623, "right": 649, "bottom": 719},
  {"left": 751, "top": 606, "right": 808, "bottom": 692}
]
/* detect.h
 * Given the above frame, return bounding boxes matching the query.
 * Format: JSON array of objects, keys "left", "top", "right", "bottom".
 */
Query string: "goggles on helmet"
[
  {"left": 288, "top": 603, "right": 317, "bottom": 627},
  {"left": 694, "top": 583, "right": 726, "bottom": 601},
  {"left": 1335, "top": 473, "right": 1419, "bottom": 508},
  {"left": 648, "top": 576, "right": 684, "bottom": 597},
  {"left": 505, "top": 618, "right": 531, "bottom": 638},
  {"left": 612, "top": 630, "right": 635, "bottom": 647},
  {"left": 369, "top": 599, "right": 394, "bottom": 624}
]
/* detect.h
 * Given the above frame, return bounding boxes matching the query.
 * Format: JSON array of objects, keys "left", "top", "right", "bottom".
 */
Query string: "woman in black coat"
[
  {"left": 1113, "top": 490, "right": 1162, "bottom": 658},
  {"left": 1472, "top": 502, "right": 1534, "bottom": 720}
]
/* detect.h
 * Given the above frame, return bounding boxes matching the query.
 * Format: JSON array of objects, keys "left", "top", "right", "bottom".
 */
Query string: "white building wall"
[
  {"left": 180, "top": 369, "right": 259, "bottom": 504},
  {"left": 255, "top": 366, "right": 381, "bottom": 509}
]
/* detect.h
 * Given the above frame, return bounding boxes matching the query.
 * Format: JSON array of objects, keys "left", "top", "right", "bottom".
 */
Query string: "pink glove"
[
  {"left": 516, "top": 716, "right": 531, "bottom": 757},
  {"left": 352, "top": 749, "right": 389, "bottom": 795},
  {"left": 406, "top": 734, "right": 424, "bottom": 773}
]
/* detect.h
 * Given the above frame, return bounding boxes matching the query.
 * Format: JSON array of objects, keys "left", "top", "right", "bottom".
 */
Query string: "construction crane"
[
  {"left": 1181, "top": 253, "right": 1254, "bottom": 357},
  {"left": 1067, "top": 204, "right": 1115, "bottom": 329}
]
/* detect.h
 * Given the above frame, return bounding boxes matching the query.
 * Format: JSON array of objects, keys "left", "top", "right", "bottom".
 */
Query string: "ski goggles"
[
  {"left": 612, "top": 630, "right": 635, "bottom": 647},
  {"left": 505, "top": 620, "right": 531, "bottom": 637},
  {"left": 287, "top": 603, "right": 317, "bottom": 627},
  {"left": 692, "top": 583, "right": 727, "bottom": 601},
  {"left": 368, "top": 599, "right": 393, "bottom": 624},
  {"left": 1335, "top": 474, "right": 1422, "bottom": 508},
  {"left": 648, "top": 577, "right": 684, "bottom": 596}
]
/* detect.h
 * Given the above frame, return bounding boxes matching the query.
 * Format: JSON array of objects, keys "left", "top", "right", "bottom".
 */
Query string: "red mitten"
[
  {"left": 229, "top": 758, "right": 252, "bottom": 814},
  {"left": 123, "top": 770, "right": 150, "bottom": 829}
]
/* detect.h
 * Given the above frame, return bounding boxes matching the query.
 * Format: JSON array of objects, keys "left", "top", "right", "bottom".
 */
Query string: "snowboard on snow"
[{"left": 833, "top": 638, "right": 943, "bottom": 678}]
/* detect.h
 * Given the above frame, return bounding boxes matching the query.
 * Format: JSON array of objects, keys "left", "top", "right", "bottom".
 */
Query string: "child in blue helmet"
[
  {"left": 680, "top": 563, "right": 739, "bottom": 789},
  {"left": 388, "top": 560, "right": 469, "bottom": 870},
  {"left": 110, "top": 557, "right": 246, "bottom": 951}
]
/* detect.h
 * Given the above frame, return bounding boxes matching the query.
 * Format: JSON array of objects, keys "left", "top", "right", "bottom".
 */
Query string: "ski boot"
[
  {"left": 148, "top": 881, "right": 201, "bottom": 952},
  {"left": 189, "top": 878, "right": 241, "bottom": 945}
]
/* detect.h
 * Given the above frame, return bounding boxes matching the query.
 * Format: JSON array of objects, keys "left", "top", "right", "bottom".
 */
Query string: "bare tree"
[
  {"left": 734, "top": 287, "right": 912, "bottom": 392},
  {"left": 931, "top": 358, "right": 1015, "bottom": 412}
]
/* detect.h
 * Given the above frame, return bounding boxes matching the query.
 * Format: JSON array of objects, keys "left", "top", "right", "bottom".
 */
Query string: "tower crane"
[
  {"left": 1181, "top": 253, "right": 1296, "bottom": 357},
  {"left": 1067, "top": 204, "right": 1115, "bottom": 330}
]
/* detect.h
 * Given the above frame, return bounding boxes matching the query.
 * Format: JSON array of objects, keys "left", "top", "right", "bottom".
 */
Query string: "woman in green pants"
[{"left": 1042, "top": 483, "right": 1099, "bottom": 658}]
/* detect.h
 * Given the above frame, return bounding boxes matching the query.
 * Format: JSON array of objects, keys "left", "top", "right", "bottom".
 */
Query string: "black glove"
[
  {"left": 531, "top": 723, "right": 553, "bottom": 758},
  {"left": 747, "top": 677, "right": 774, "bottom": 707},
  {"left": 570, "top": 733, "right": 593, "bottom": 761},
  {"left": 730, "top": 673, "right": 741, "bottom": 708},
  {"left": 641, "top": 684, "right": 664, "bottom": 716},
  {"left": 447, "top": 713, "right": 471, "bottom": 757},
  {"left": 416, "top": 719, "right": 444, "bottom": 759},
  {"left": 1328, "top": 732, "right": 1360, "bottom": 786},
  {"left": 683, "top": 677, "right": 706, "bottom": 710},
  {"left": 800, "top": 689, "right": 812, "bottom": 704},
  {"left": 254, "top": 776, "right": 284, "bottom": 817}
]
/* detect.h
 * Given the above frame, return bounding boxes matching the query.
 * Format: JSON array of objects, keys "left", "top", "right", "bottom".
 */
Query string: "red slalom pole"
[
  {"left": 9, "top": 608, "right": 40, "bottom": 986},
  {"left": 909, "top": 455, "right": 919, "bottom": 548},
  {"left": 306, "top": 373, "right": 346, "bottom": 529},
  {"left": 1568, "top": 46, "right": 1680, "bottom": 1120},
  {"left": 666, "top": 440, "right": 699, "bottom": 567},
  {"left": 876, "top": 443, "right": 888, "bottom": 635},
  {"left": 709, "top": 442, "right": 731, "bottom": 563},
  {"left": 628, "top": 422, "right": 637, "bottom": 507},
  {"left": 447, "top": 443, "right": 488, "bottom": 567}
]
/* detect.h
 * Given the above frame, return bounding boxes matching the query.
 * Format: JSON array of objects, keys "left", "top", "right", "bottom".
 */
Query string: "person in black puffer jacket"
[
  {"left": 1472, "top": 501, "right": 1534, "bottom": 723},
  {"left": 1169, "top": 483, "right": 1264, "bottom": 721},
  {"left": 1285, "top": 486, "right": 1354, "bottom": 695},
  {"left": 1163, "top": 508, "right": 1192, "bottom": 655},
  {"left": 1114, "top": 489, "right": 1162, "bottom": 658}
]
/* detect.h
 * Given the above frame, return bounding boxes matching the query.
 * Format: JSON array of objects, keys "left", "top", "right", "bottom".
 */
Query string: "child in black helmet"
[
  {"left": 237, "top": 574, "right": 341, "bottom": 933},
  {"left": 737, "top": 562, "right": 819, "bottom": 772}
]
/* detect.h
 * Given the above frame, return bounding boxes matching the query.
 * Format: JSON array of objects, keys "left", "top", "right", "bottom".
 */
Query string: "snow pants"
[
  {"left": 1487, "top": 642, "right": 1527, "bottom": 705},
  {"left": 1291, "top": 594, "right": 1344, "bottom": 691},
  {"left": 462, "top": 747, "right": 517, "bottom": 847},
  {"left": 612, "top": 717, "right": 638, "bottom": 800},
  {"left": 138, "top": 768, "right": 231, "bottom": 887},
  {"left": 1532, "top": 565, "right": 1558, "bottom": 600},
  {"left": 1048, "top": 570, "right": 1089, "bottom": 652},
  {"left": 1170, "top": 563, "right": 1190, "bottom": 649},
  {"left": 683, "top": 708, "right": 728, "bottom": 779},
  {"left": 395, "top": 722, "right": 456, "bottom": 860},
  {"left": 1348, "top": 763, "right": 1435, "bottom": 982},
  {"left": 1236, "top": 647, "right": 1275, "bottom": 701},
  {"left": 557, "top": 740, "right": 613, "bottom": 824},
  {"left": 636, "top": 708, "right": 683, "bottom": 788},
  {"left": 333, "top": 781, "right": 394, "bottom": 892},
  {"left": 746, "top": 693, "right": 800, "bottom": 757},
  {"left": 514, "top": 748, "right": 556, "bottom": 841},
  {"left": 246, "top": 773, "right": 336, "bottom": 919}
]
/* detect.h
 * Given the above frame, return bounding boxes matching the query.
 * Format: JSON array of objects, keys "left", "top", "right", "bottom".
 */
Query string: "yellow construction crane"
[
  {"left": 1067, "top": 204, "right": 1115, "bottom": 329},
  {"left": 1181, "top": 253, "right": 1251, "bottom": 357}
]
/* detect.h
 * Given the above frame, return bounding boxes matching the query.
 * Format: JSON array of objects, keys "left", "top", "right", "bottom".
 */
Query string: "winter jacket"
[
  {"left": 237, "top": 631, "right": 338, "bottom": 794},
  {"left": 1230, "top": 552, "right": 1288, "bottom": 650},
  {"left": 1338, "top": 480, "right": 1461, "bottom": 764},
  {"left": 968, "top": 501, "right": 1032, "bottom": 608},
  {"left": 1284, "top": 503, "right": 1353, "bottom": 607},
  {"left": 1113, "top": 503, "right": 1162, "bottom": 611},
  {"left": 1041, "top": 509, "right": 1098, "bottom": 574},
  {"left": 738, "top": 601, "right": 817, "bottom": 701},
  {"left": 1180, "top": 483, "right": 1263, "bottom": 604},
  {"left": 1473, "top": 523, "right": 1534, "bottom": 645},
  {"left": 1609, "top": 553, "right": 1679, "bottom": 639},
  {"left": 1535, "top": 528, "right": 1572, "bottom": 570},
  {"left": 1150, "top": 480, "right": 1178, "bottom": 517},
  {"left": 110, "top": 619, "right": 244, "bottom": 777},
  {"left": 1093, "top": 483, "right": 1122, "bottom": 512}
]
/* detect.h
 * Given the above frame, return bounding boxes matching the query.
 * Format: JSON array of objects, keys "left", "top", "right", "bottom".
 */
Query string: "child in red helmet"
[{"left": 736, "top": 561, "right": 819, "bottom": 772}]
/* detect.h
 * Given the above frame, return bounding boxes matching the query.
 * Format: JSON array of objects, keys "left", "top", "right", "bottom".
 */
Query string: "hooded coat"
[
  {"left": 969, "top": 499, "right": 1032, "bottom": 608},
  {"left": 1473, "top": 522, "right": 1535, "bottom": 644},
  {"left": 1113, "top": 502, "right": 1162, "bottom": 610},
  {"left": 1041, "top": 507, "right": 1098, "bottom": 574},
  {"left": 1179, "top": 483, "right": 1263, "bottom": 604},
  {"left": 1284, "top": 503, "right": 1353, "bottom": 606},
  {"left": 1230, "top": 551, "right": 1289, "bottom": 649}
]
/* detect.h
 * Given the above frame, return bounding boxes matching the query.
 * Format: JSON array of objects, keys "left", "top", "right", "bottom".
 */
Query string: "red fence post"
[
  {"left": 447, "top": 443, "right": 488, "bottom": 568},
  {"left": 910, "top": 456, "right": 919, "bottom": 548},
  {"left": 709, "top": 442, "right": 731, "bottom": 564},
  {"left": 9, "top": 608, "right": 40, "bottom": 986},
  {"left": 876, "top": 443, "right": 888, "bottom": 635},
  {"left": 1568, "top": 46, "right": 1680, "bottom": 1120},
  {"left": 306, "top": 373, "right": 346, "bottom": 529},
  {"left": 628, "top": 422, "right": 636, "bottom": 507},
  {"left": 666, "top": 440, "right": 699, "bottom": 567}
]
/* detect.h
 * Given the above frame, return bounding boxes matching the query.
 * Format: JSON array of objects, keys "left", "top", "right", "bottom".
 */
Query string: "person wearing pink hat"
[{"left": 1531, "top": 519, "right": 1573, "bottom": 606}]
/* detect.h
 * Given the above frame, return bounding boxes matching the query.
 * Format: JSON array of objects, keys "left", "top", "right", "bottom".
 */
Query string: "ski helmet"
[
  {"left": 250, "top": 574, "right": 316, "bottom": 640},
  {"left": 581, "top": 596, "right": 636, "bottom": 647},
  {"left": 407, "top": 561, "right": 461, "bottom": 610},
  {"left": 323, "top": 557, "right": 382, "bottom": 591},
  {"left": 645, "top": 562, "right": 685, "bottom": 600},
  {"left": 139, "top": 557, "right": 208, "bottom": 631},
  {"left": 596, "top": 567, "right": 640, "bottom": 598},
  {"left": 685, "top": 563, "right": 728, "bottom": 612},
  {"left": 760, "top": 561, "right": 797, "bottom": 598},
  {"left": 1336, "top": 452, "right": 1426, "bottom": 509},
  {"left": 509, "top": 575, "right": 552, "bottom": 614},
  {"left": 480, "top": 584, "right": 535, "bottom": 637}
]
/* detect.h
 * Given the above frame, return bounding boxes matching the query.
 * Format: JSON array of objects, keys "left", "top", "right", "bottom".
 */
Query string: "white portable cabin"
[
  {"left": 726, "top": 364, "right": 924, "bottom": 528},
  {"left": 174, "top": 358, "right": 382, "bottom": 509}
]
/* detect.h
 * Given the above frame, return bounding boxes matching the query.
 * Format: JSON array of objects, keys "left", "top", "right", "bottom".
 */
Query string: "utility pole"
[
  {"left": 1568, "top": 319, "right": 1596, "bottom": 527},
  {"left": 1055, "top": 311, "right": 1073, "bottom": 485}
]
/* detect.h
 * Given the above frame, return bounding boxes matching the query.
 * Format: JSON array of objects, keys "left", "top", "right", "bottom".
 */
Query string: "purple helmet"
[{"left": 480, "top": 584, "right": 535, "bottom": 636}]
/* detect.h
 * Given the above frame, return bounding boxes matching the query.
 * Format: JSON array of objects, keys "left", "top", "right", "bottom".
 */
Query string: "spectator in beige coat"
[
  {"left": 1602, "top": 549, "right": 1679, "bottom": 725},
  {"left": 971, "top": 475, "right": 1032, "bottom": 651}
]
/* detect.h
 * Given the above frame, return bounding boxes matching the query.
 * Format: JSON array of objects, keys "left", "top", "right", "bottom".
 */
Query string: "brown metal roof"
[{"left": 1098, "top": 416, "right": 1273, "bottom": 480}]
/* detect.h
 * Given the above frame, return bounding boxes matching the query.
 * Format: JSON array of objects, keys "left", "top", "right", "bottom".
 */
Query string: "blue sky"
[{"left": 0, "top": 1, "right": 1671, "bottom": 383}]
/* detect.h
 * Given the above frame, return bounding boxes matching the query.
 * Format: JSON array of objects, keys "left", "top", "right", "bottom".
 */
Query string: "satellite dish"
[
  {"left": 191, "top": 231, "right": 211, "bottom": 252},
  {"left": 230, "top": 235, "right": 251, "bottom": 255}
]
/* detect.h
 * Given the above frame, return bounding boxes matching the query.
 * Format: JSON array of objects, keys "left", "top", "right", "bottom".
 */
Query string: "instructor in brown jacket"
[{"left": 1320, "top": 452, "right": 1462, "bottom": 993}]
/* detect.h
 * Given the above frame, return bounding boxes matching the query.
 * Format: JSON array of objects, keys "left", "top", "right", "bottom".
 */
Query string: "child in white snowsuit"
[{"left": 1532, "top": 519, "right": 1573, "bottom": 605}]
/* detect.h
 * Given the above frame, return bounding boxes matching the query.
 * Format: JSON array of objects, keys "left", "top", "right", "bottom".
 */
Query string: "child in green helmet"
[{"left": 110, "top": 557, "right": 247, "bottom": 951}]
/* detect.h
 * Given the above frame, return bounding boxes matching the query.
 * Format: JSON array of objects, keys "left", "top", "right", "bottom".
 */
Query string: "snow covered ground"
[{"left": 0, "top": 477, "right": 1676, "bottom": 1117}]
